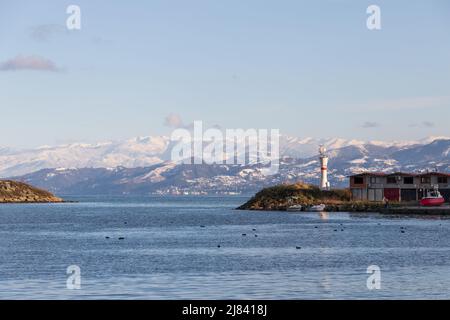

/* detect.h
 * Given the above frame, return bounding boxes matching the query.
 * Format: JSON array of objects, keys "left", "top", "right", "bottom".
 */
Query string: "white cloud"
[
  {"left": 409, "top": 121, "right": 436, "bottom": 128},
  {"left": 0, "top": 55, "right": 60, "bottom": 72},
  {"left": 362, "top": 121, "right": 380, "bottom": 128},
  {"left": 164, "top": 113, "right": 184, "bottom": 128},
  {"left": 29, "top": 24, "right": 66, "bottom": 42}
]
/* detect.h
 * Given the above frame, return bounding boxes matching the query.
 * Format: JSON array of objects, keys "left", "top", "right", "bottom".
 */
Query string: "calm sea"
[{"left": 0, "top": 195, "right": 449, "bottom": 299}]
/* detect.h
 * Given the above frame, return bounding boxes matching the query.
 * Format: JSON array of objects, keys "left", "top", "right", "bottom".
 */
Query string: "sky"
[{"left": 0, "top": 0, "right": 449, "bottom": 148}]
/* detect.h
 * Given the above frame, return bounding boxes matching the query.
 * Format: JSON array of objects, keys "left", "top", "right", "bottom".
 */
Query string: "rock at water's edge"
[{"left": 0, "top": 180, "right": 63, "bottom": 203}]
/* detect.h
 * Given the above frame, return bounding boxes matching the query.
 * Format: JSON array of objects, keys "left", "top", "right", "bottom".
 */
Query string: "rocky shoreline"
[{"left": 0, "top": 180, "right": 63, "bottom": 203}]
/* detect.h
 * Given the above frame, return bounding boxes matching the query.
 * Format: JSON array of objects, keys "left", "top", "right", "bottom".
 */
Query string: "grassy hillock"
[
  {"left": 0, "top": 180, "right": 63, "bottom": 203},
  {"left": 237, "top": 183, "right": 351, "bottom": 211}
]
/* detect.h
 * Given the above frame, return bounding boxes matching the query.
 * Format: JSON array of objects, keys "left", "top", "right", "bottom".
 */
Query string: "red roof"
[{"left": 348, "top": 172, "right": 386, "bottom": 177}]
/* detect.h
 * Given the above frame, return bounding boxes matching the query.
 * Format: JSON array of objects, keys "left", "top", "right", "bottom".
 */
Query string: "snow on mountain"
[
  {"left": 2, "top": 135, "right": 449, "bottom": 180},
  {"left": 278, "top": 135, "right": 426, "bottom": 158},
  {"left": 12, "top": 138, "right": 450, "bottom": 196},
  {"left": 131, "top": 162, "right": 178, "bottom": 183},
  {"left": 0, "top": 136, "right": 169, "bottom": 177},
  {"left": 279, "top": 136, "right": 366, "bottom": 158}
]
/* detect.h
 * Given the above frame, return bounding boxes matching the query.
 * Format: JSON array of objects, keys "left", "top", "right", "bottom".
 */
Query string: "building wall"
[
  {"left": 381, "top": 175, "right": 416, "bottom": 189},
  {"left": 349, "top": 173, "right": 450, "bottom": 203}
]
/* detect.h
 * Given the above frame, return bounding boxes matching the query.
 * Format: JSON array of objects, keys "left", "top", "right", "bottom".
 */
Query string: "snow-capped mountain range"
[
  {"left": 0, "top": 136, "right": 169, "bottom": 177},
  {"left": 6, "top": 135, "right": 450, "bottom": 195},
  {"left": 1, "top": 135, "right": 447, "bottom": 177}
]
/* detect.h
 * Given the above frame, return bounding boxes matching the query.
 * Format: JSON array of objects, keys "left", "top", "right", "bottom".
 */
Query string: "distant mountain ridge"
[
  {"left": 0, "top": 136, "right": 169, "bottom": 177},
  {"left": 11, "top": 137, "right": 450, "bottom": 196},
  {"left": 1, "top": 135, "right": 447, "bottom": 177}
]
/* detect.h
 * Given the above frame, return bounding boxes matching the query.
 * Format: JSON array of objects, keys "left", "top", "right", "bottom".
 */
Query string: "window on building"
[
  {"left": 387, "top": 176, "right": 397, "bottom": 184},
  {"left": 369, "top": 177, "right": 383, "bottom": 184},
  {"left": 354, "top": 177, "right": 364, "bottom": 184},
  {"left": 438, "top": 177, "right": 448, "bottom": 184},
  {"left": 403, "top": 177, "right": 414, "bottom": 184},
  {"left": 421, "top": 177, "right": 431, "bottom": 184}
]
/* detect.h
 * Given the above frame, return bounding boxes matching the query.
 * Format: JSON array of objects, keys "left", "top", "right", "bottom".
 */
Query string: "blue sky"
[{"left": 0, "top": 0, "right": 449, "bottom": 148}]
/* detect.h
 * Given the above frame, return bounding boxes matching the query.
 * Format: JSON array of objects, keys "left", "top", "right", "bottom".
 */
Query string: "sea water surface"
[{"left": 0, "top": 195, "right": 450, "bottom": 299}]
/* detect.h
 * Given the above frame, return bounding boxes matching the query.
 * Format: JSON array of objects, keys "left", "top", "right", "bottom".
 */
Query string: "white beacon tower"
[{"left": 319, "top": 145, "right": 330, "bottom": 190}]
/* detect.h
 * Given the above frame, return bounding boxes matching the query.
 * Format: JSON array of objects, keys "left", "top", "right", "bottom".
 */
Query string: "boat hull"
[
  {"left": 309, "top": 205, "right": 326, "bottom": 212},
  {"left": 420, "top": 197, "right": 445, "bottom": 207}
]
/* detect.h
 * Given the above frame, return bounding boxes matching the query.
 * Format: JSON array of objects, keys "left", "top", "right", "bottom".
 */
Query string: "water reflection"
[{"left": 319, "top": 212, "right": 329, "bottom": 220}]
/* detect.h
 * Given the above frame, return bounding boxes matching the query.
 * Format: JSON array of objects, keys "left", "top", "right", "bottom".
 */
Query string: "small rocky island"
[
  {"left": 0, "top": 180, "right": 63, "bottom": 203},
  {"left": 237, "top": 183, "right": 431, "bottom": 213},
  {"left": 238, "top": 183, "right": 353, "bottom": 211}
]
